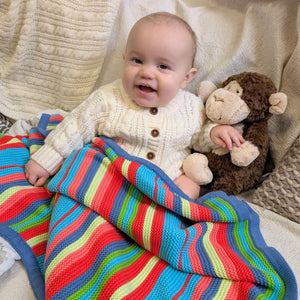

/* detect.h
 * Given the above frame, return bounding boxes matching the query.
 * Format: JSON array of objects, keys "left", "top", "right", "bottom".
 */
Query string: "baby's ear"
[
  {"left": 122, "top": 53, "right": 125, "bottom": 60},
  {"left": 180, "top": 68, "right": 197, "bottom": 89}
]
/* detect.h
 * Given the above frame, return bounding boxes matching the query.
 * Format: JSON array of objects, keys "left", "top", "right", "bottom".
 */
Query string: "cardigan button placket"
[{"left": 151, "top": 129, "right": 159, "bottom": 137}]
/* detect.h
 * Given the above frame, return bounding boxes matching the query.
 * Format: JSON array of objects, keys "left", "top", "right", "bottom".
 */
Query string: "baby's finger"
[
  {"left": 231, "top": 133, "right": 245, "bottom": 147},
  {"left": 35, "top": 176, "right": 47, "bottom": 187},
  {"left": 27, "top": 174, "right": 37, "bottom": 186},
  {"left": 222, "top": 136, "right": 233, "bottom": 150},
  {"left": 214, "top": 137, "right": 227, "bottom": 148}
]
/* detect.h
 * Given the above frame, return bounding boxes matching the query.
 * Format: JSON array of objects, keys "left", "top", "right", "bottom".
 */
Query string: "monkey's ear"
[
  {"left": 197, "top": 81, "right": 217, "bottom": 103},
  {"left": 269, "top": 92, "right": 287, "bottom": 114}
]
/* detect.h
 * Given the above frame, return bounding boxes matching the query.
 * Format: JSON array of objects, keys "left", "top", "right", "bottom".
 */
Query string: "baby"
[{"left": 25, "top": 12, "right": 244, "bottom": 200}]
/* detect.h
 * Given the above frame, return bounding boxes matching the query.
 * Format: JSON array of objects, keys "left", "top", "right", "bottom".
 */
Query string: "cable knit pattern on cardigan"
[{"left": 32, "top": 80, "right": 215, "bottom": 179}]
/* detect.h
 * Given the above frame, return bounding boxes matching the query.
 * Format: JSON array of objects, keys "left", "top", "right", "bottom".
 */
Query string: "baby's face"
[{"left": 122, "top": 21, "right": 196, "bottom": 108}]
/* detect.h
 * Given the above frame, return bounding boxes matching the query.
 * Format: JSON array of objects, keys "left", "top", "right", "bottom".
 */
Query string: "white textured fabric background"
[{"left": 0, "top": 0, "right": 299, "bottom": 164}]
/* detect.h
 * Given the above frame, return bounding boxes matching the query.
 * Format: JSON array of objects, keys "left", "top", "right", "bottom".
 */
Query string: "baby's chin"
[{"left": 132, "top": 98, "right": 157, "bottom": 108}]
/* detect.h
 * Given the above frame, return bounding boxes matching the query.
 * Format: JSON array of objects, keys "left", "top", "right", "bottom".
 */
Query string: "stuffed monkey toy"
[{"left": 183, "top": 72, "right": 287, "bottom": 195}]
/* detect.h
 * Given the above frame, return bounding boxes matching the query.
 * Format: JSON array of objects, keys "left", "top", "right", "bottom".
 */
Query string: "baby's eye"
[
  {"left": 158, "top": 64, "right": 168, "bottom": 70},
  {"left": 133, "top": 58, "right": 142, "bottom": 64}
]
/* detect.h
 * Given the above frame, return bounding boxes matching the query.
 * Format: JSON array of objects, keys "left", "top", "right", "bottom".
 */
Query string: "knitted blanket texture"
[{"left": 0, "top": 114, "right": 297, "bottom": 300}]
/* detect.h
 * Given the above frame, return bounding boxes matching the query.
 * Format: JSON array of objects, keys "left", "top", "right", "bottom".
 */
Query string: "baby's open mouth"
[{"left": 138, "top": 85, "right": 155, "bottom": 93}]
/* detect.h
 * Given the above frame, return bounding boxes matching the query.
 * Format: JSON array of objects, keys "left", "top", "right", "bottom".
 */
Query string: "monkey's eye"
[{"left": 224, "top": 81, "right": 243, "bottom": 96}]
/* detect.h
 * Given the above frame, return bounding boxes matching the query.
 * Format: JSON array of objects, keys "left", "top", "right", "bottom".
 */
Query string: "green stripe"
[
  {"left": 10, "top": 205, "right": 51, "bottom": 233},
  {"left": 204, "top": 196, "right": 238, "bottom": 222},
  {"left": 117, "top": 184, "right": 137, "bottom": 238},
  {"left": 105, "top": 147, "right": 118, "bottom": 163},
  {"left": 126, "top": 189, "right": 144, "bottom": 239},
  {"left": 67, "top": 244, "right": 143, "bottom": 299},
  {"left": 233, "top": 221, "right": 284, "bottom": 299}
]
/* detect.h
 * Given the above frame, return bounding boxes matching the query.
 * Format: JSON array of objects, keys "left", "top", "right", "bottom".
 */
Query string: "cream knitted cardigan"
[{"left": 32, "top": 80, "right": 215, "bottom": 180}]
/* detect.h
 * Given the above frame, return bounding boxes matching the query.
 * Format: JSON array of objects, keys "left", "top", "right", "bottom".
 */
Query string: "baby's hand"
[
  {"left": 210, "top": 125, "right": 245, "bottom": 151},
  {"left": 25, "top": 160, "right": 50, "bottom": 187}
]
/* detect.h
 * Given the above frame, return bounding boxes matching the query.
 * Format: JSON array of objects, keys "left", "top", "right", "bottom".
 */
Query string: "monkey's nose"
[{"left": 214, "top": 95, "right": 224, "bottom": 102}]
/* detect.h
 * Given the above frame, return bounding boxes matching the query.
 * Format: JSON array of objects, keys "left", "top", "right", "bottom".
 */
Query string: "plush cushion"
[{"left": 250, "top": 136, "right": 300, "bottom": 223}]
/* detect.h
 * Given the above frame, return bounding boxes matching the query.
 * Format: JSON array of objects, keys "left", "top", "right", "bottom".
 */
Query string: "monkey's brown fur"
[{"left": 206, "top": 72, "right": 278, "bottom": 195}]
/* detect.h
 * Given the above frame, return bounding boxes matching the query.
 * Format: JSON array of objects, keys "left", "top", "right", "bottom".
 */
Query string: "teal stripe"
[
  {"left": 235, "top": 221, "right": 282, "bottom": 299},
  {"left": 204, "top": 196, "right": 238, "bottom": 222}
]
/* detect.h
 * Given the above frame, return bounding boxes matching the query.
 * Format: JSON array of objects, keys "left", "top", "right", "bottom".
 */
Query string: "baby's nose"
[{"left": 140, "top": 65, "right": 155, "bottom": 79}]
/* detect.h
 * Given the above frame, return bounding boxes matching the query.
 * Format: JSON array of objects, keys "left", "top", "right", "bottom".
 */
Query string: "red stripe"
[
  {"left": 150, "top": 201, "right": 164, "bottom": 256},
  {"left": 0, "top": 172, "right": 26, "bottom": 184},
  {"left": 49, "top": 115, "right": 64, "bottom": 122},
  {"left": 126, "top": 161, "right": 140, "bottom": 185},
  {"left": 100, "top": 250, "right": 155, "bottom": 299},
  {"left": 46, "top": 221, "right": 124, "bottom": 299},
  {"left": 0, "top": 165, "right": 25, "bottom": 171},
  {"left": 0, "top": 142, "right": 27, "bottom": 150},
  {"left": 32, "top": 240, "right": 48, "bottom": 257},
  {"left": 0, "top": 189, "right": 51, "bottom": 222},
  {"left": 187, "top": 223, "right": 204, "bottom": 274},
  {"left": 45, "top": 203, "right": 86, "bottom": 261},
  {"left": 0, "top": 135, "right": 25, "bottom": 145},
  {"left": 123, "top": 259, "right": 168, "bottom": 300},
  {"left": 91, "top": 162, "right": 120, "bottom": 214},
  {"left": 191, "top": 201, "right": 212, "bottom": 222},
  {"left": 153, "top": 176, "right": 158, "bottom": 202},
  {"left": 20, "top": 220, "right": 50, "bottom": 241},
  {"left": 173, "top": 273, "right": 193, "bottom": 299},
  {"left": 224, "top": 280, "right": 253, "bottom": 299},
  {"left": 211, "top": 223, "right": 255, "bottom": 282},
  {"left": 162, "top": 182, "right": 174, "bottom": 211},
  {"left": 29, "top": 132, "right": 45, "bottom": 140},
  {"left": 56, "top": 150, "right": 80, "bottom": 192},
  {"left": 178, "top": 229, "right": 190, "bottom": 271},
  {"left": 67, "top": 149, "right": 96, "bottom": 200},
  {"left": 131, "top": 195, "right": 153, "bottom": 249},
  {"left": 94, "top": 164, "right": 125, "bottom": 220},
  {"left": 192, "top": 276, "right": 213, "bottom": 299}
]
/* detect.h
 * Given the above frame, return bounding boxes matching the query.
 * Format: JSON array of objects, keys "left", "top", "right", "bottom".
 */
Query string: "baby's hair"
[{"left": 134, "top": 12, "right": 197, "bottom": 66}]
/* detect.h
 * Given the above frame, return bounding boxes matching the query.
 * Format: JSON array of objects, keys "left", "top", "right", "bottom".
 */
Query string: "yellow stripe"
[
  {"left": 45, "top": 215, "right": 106, "bottom": 279},
  {"left": 142, "top": 201, "right": 157, "bottom": 251},
  {"left": 181, "top": 197, "right": 191, "bottom": 219},
  {"left": 27, "top": 233, "right": 48, "bottom": 248},
  {"left": 203, "top": 223, "right": 227, "bottom": 278},
  {"left": 0, "top": 186, "right": 33, "bottom": 204},
  {"left": 5, "top": 137, "right": 22, "bottom": 145},
  {"left": 84, "top": 160, "right": 108, "bottom": 207},
  {"left": 212, "top": 279, "right": 232, "bottom": 299},
  {"left": 110, "top": 256, "right": 159, "bottom": 299},
  {"left": 30, "top": 144, "right": 41, "bottom": 153},
  {"left": 121, "top": 159, "right": 131, "bottom": 178}
]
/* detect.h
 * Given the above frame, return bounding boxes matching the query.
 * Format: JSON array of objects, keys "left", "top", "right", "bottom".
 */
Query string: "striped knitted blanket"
[{"left": 0, "top": 114, "right": 297, "bottom": 300}]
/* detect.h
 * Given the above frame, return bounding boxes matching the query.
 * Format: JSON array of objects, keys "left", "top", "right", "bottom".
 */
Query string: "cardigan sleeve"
[
  {"left": 190, "top": 99, "right": 219, "bottom": 153},
  {"left": 31, "top": 88, "right": 109, "bottom": 174}
]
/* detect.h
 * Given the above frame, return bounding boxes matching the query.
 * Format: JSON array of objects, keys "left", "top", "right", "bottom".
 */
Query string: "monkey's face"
[{"left": 205, "top": 80, "right": 250, "bottom": 124}]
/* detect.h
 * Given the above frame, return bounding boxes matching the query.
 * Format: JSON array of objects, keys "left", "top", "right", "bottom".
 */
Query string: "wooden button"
[
  {"left": 150, "top": 107, "right": 158, "bottom": 115},
  {"left": 147, "top": 152, "right": 155, "bottom": 160},
  {"left": 151, "top": 129, "right": 159, "bottom": 137}
]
